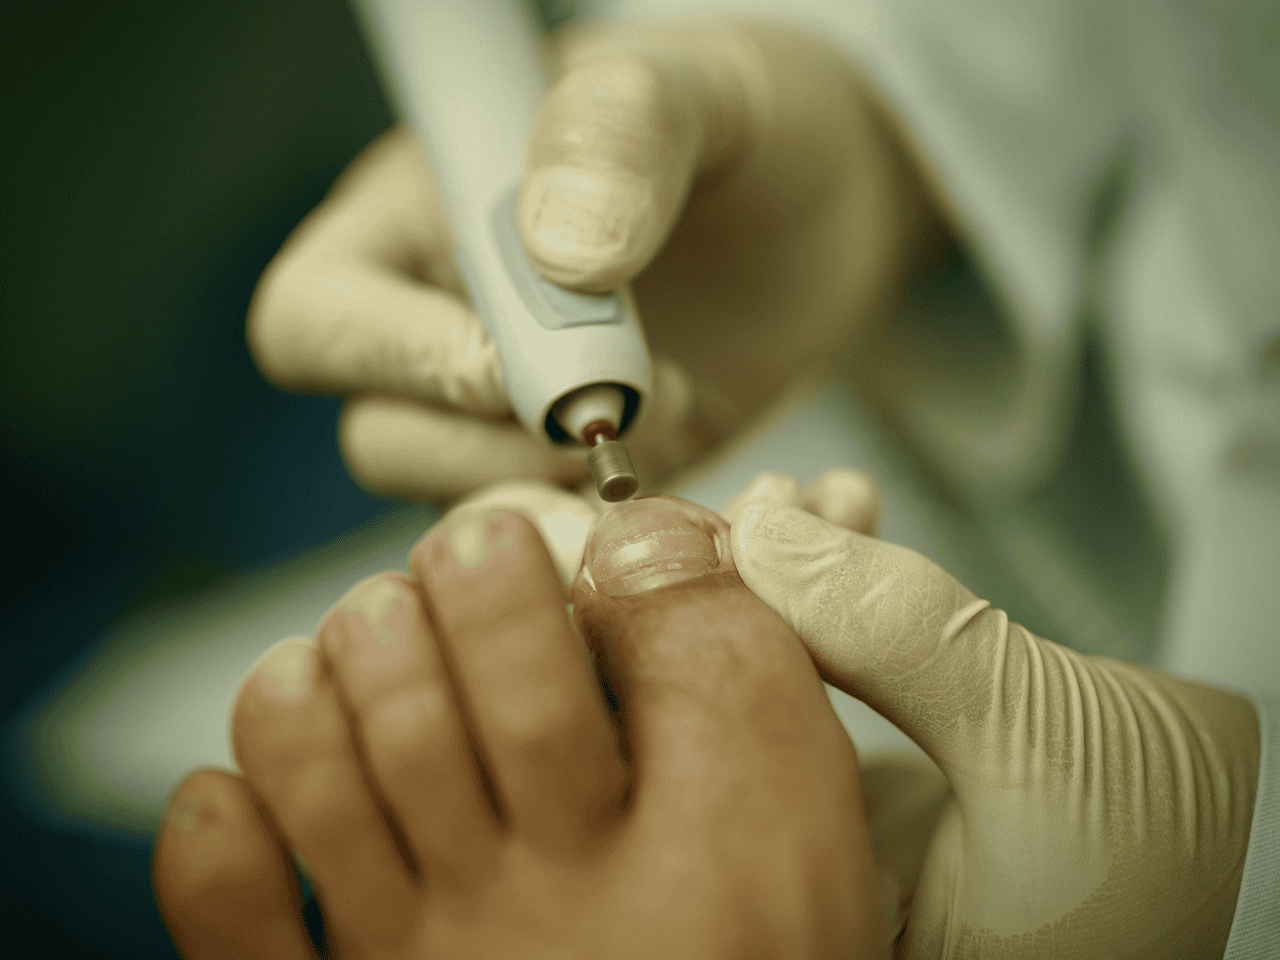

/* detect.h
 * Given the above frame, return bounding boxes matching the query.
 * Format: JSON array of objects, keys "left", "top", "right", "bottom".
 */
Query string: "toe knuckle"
[
  {"left": 257, "top": 758, "right": 369, "bottom": 849},
  {"left": 362, "top": 686, "right": 453, "bottom": 772},
  {"left": 156, "top": 846, "right": 235, "bottom": 907},
  {"left": 495, "top": 687, "right": 591, "bottom": 759},
  {"left": 277, "top": 791, "right": 349, "bottom": 851}
]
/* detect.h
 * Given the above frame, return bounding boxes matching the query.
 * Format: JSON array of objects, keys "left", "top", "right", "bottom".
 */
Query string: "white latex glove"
[
  {"left": 246, "top": 19, "right": 940, "bottom": 507},
  {"left": 729, "top": 476, "right": 1263, "bottom": 959}
]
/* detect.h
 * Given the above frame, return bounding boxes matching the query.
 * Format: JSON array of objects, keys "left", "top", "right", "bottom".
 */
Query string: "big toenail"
[
  {"left": 257, "top": 641, "right": 316, "bottom": 701},
  {"left": 446, "top": 509, "right": 514, "bottom": 571},
  {"left": 585, "top": 499, "right": 721, "bottom": 596}
]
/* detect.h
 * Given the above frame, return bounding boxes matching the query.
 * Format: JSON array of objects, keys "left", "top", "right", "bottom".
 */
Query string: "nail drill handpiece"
[{"left": 356, "top": 0, "right": 653, "bottom": 504}]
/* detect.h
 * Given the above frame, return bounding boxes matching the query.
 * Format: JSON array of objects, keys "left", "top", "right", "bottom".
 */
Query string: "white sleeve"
[
  {"left": 584, "top": 0, "right": 1280, "bottom": 523},
  {"left": 584, "top": 0, "right": 1126, "bottom": 500},
  {"left": 1225, "top": 688, "right": 1280, "bottom": 960}
]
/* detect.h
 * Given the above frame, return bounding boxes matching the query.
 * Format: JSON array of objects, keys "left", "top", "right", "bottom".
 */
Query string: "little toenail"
[
  {"left": 586, "top": 498, "right": 721, "bottom": 596},
  {"left": 446, "top": 509, "right": 514, "bottom": 571},
  {"left": 257, "top": 641, "right": 316, "bottom": 701},
  {"left": 168, "top": 794, "right": 219, "bottom": 832},
  {"left": 354, "top": 578, "right": 412, "bottom": 650}
]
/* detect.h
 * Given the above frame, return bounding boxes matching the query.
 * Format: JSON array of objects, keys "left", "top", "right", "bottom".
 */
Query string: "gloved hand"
[
  {"left": 246, "top": 19, "right": 940, "bottom": 507},
  {"left": 726, "top": 474, "right": 1263, "bottom": 959}
]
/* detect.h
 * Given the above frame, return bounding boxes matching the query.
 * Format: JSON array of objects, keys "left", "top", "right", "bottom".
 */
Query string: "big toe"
[
  {"left": 570, "top": 497, "right": 851, "bottom": 784},
  {"left": 572, "top": 497, "right": 884, "bottom": 949}
]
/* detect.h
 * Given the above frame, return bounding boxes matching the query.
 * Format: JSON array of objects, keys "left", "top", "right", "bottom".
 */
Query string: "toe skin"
[
  {"left": 446, "top": 481, "right": 602, "bottom": 594},
  {"left": 318, "top": 572, "right": 502, "bottom": 893},
  {"left": 411, "top": 508, "right": 628, "bottom": 856},
  {"left": 231, "top": 636, "right": 419, "bottom": 950},
  {"left": 570, "top": 496, "right": 854, "bottom": 786},
  {"left": 571, "top": 495, "right": 887, "bottom": 952},
  {"left": 153, "top": 768, "right": 317, "bottom": 960}
]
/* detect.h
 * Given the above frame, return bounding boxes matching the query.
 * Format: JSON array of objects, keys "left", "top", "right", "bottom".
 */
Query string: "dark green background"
[{"left": 2, "top": 2, "right": 397, "bottom": 955}]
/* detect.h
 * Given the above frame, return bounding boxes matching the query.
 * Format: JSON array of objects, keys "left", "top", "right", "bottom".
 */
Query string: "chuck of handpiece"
[{"left": 552, "top": 385, "right": 640, "bottom": 503}]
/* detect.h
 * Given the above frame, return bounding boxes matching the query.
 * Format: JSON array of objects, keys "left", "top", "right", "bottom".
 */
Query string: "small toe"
[
  {"left": 232, "top": 636, "right": 418, "bottom": 952},
  {"left": 319, "top": 572, "right": 502, "bottom": 893},
  {"left": 153, "top": 767, "right": 317, "bottom": 960},
  {"left": 412, "top": 508, "right": 628, "bottom": 856}
]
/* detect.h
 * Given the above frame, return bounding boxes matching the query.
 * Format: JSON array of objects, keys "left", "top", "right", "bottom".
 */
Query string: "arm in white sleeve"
[{"left": 591, "top": 0, "right": 1124, "bottom": 502}]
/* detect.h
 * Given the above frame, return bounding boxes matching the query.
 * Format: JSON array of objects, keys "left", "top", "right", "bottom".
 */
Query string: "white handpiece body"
[{"left": 353, "top": 0, "right": 653, "bottom": 452}]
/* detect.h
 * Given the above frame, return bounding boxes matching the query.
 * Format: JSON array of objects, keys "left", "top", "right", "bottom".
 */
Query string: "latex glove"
[
  {"left": 728, "top": 476, "right": 1262, "bottom": 958},
  {"left": 246, "top": 19, "right": 940, "bottom": 507}
]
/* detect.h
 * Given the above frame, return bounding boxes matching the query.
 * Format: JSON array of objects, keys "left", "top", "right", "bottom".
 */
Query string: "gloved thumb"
[
  {"left": 732, "top": 500, "right": 1022, "bottom": 776},
  {"left": 519, "top": 25, "right": 758, "bottom": 291}
]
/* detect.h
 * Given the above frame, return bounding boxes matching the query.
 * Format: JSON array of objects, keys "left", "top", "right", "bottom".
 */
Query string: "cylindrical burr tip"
[{"left": 587, "top": 440, "right": 639, "bottom": 502}]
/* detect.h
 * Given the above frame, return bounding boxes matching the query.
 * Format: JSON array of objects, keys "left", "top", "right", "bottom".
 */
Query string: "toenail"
[
  {"left": 350, "top": 578, "right": 413, "bottom": 651},
  {"left": 168, "top": 793, "right": 220, "bottom": 832},
  {"left": 256, "top": 641, "right": 317, "bottom": 701},
  {"left": 585, "top": 498, "right": 722, "bottom": 596},
  {"left": 445, "top": 508, "right": 515, "bottom": 570}
]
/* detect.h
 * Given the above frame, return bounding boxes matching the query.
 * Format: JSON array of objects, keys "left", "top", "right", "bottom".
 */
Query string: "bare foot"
[{"left": 153, "top": 497, "right": 885, "bottom": 959}]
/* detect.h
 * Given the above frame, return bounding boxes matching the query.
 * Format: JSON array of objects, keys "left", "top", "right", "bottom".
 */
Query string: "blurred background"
[
  {"left": 0, "top": 0, "right": 1178, "bottom": 956},
  {"left": 0, "top": 2, "right": 420, "bottom": 955}
]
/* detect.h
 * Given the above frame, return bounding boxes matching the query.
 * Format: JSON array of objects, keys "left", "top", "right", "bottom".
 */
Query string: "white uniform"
[{"left": 585, "top": 0, "right": 1280, "bottom": 952}]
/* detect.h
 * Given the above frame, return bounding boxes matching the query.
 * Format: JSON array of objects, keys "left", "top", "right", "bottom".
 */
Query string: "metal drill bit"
[{"left": 582, "top": 419, "right": 639, "bottom": 502}]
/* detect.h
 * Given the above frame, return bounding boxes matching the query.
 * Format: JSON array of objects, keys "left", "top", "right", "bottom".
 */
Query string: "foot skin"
[{"left": 153, "top": 497, "right": 885, "bottom": 960}]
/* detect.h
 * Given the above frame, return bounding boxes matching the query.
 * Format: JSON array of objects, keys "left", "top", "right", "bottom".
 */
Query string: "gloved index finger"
[
  {"left": 250, "top": 259, "right": 509, "bottom": 413},
  {"left": 247, "top": 128, "right": 510, "bottom": 414},
  {"left": 731, "top": 502, "right": 1004, "bottom": 772}
]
